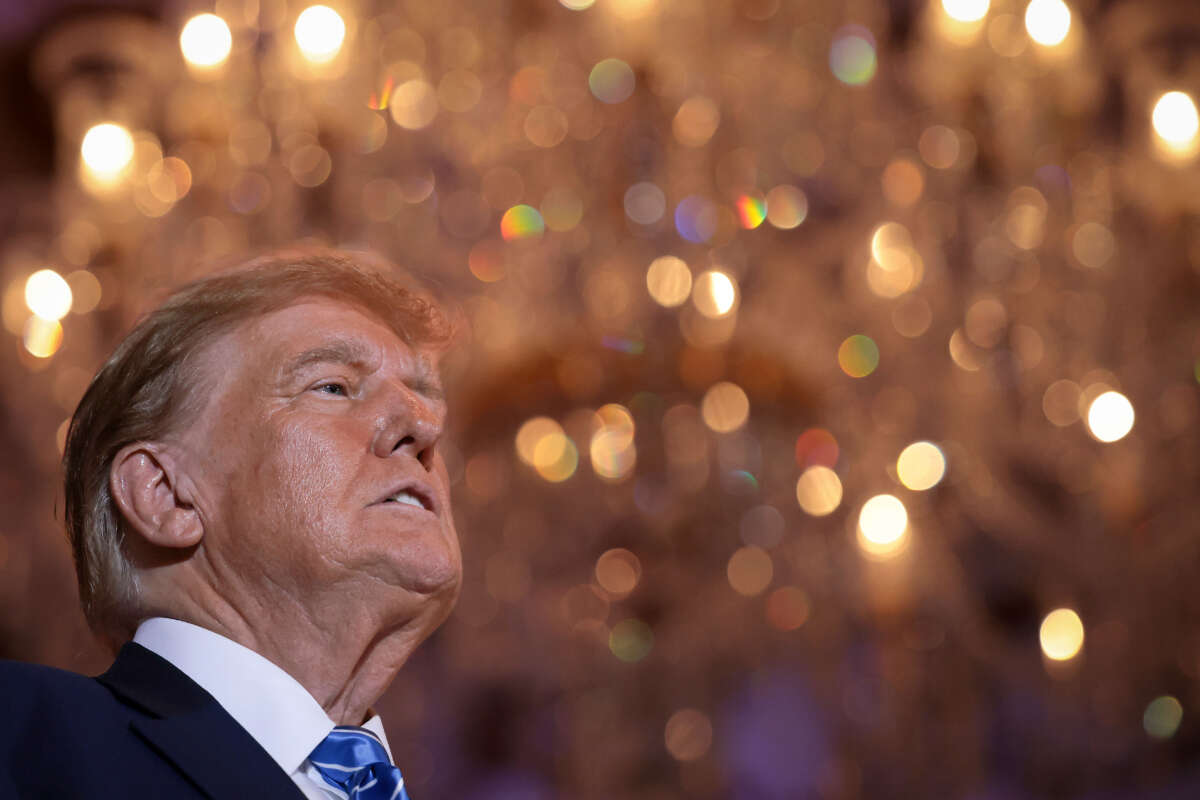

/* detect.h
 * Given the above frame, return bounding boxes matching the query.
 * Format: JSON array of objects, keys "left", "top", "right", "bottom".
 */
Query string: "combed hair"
[{"left": 62, "top": 249, "right": 453, "bottom": 651}]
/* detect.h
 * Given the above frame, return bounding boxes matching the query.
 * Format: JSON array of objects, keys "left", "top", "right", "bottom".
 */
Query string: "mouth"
[{"left": 374, "top": 483, "right": 436, "bottom": 513}]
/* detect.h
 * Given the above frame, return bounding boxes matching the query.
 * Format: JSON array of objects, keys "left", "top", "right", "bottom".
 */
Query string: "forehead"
[{"left": 212, "top": 296, "right": 440, "bottom": 383}]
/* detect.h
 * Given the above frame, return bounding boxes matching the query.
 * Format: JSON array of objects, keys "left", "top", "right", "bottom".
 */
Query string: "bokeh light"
[
  {"left": 795, "top": 428, "right": 839, "bottom": 469},
  {"left": 516, "top": 417, "right": 564, "bottom": 465},
  {"left": 646, "top": 256, "right": 692, "bottom": 307},
  {"left": 1024, "top": 0, "right": 1070, "bottom": 47},
  {"left": 625, "top": 182, "right": 666, "bottom": 225},
  {"left": 673, "top": 96, "right": 720, "bottom": 147},
  {"left": 294, "top": 5, "right": 346, "bottom": 64},
  {"left": 675, "top": 196, "right": 718, "bottom": 243},
  {"left": 664, "top": 709, "right": 713, "bottom": 761},
  {"left": 1144, "top": 697, "right": 1183, "bottom": 740},
  {"left": 795, "top": 466, "right": 843, "bottom": 516},
  {"left": 765, "top": 185, "right": 808, "bottom": 229},
  {"left": 701, "top": 381, "right": 749, "bottom": 432},
  {"left": 943, "top": 0, "right": 990, "bottom": 23},
  {"left": 692, "top": 270, "right": 737, "bottom": 318},
  {"left": 595, "top": 548, "right": 642, "bottom": 596},
  {"left": 534, "top": 432, "right": 579, "bottom": 482},
  {"left": 1040, "top": 608, "right": 1084, "bottom": 661},
  {"left": 736, "top": 194, "right": 766, "bottom": 229},
  {"left": 559, "top": 0, "right": 596, "bottom": 8},
  {"left": 179, "top": 13, "right": 232, "bottom": 69},
  {"left": 1152, "top": 91, "right": 1200, "bottom": 156},
  {"left": 500, "top": 205, "right": 545, "bottom": 241},
  {"left": 23, "top": 316, "right": 63, "bottom": 358},
  {"left": 589, "top": 58, "right": 635, "bottom": 104},
  {"left": 64, "top": 270, "right": 101, "bottom": 314},
  {"left": 389, "top": 80, "right": 439, "bottom": 129},
  {"left": 590, "top": 404, "right": 637, "bottom": 481},
  {"left": 896, "top": 441, "right": 946, "bottom": 491},
  {"left": 24, "top": 269, "right": 72, "bottom": 321},
  {"left": 838, "top": 335, "right": 880, "bottom": 378},
  {"left": 609, "top": 619, "right": 653, "bottom": 662},
  {"left": 857, "top": 494, "right": 908, "bottom": 558},
  {"left": 830, "top": 26, "right": 877, "bottom": 86},
  {"left": 766, "top": 586, "right": 811, "bottom": 631},
  {"left": 80, "top": 123, "right": 134, "bottom": 183},
  {"left": 727, "top": 546, "right": 773, "bottom": 596},
  {"left": 1086, "top": 390, "right": 1134, "bottom": 442}
]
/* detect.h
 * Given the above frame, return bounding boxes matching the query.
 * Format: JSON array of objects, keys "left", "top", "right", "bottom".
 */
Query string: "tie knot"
[{"left": 309, "top": 726, "right": 410, "bottom": 800}]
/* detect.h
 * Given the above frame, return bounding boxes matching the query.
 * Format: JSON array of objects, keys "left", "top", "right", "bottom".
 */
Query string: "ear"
[{"left": 110, "top": 443, "right": 203, "bottom": 550}]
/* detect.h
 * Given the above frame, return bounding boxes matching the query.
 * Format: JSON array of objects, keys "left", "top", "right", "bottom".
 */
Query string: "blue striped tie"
[{"left": 308, "top": 725, "right": 411, "bottom": 800}]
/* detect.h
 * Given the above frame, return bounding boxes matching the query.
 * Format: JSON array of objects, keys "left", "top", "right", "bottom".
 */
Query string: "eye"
[{"left": 314, "top": 381, "right": 349, "bottom": 396}]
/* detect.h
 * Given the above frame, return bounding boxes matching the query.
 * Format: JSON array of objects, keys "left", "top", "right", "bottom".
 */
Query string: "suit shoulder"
[{"left": 0, "top": 658, "right": 114, "bottom": 722}]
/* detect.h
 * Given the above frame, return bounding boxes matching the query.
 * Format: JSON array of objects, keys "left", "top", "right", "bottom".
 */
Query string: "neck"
[{"left": 141, "top": 571, "right": 447, "bottom": 724}]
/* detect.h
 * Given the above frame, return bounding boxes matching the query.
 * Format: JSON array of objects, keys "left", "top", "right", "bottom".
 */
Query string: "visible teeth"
[{"left": 389, "top": 490, "right": 425, "bottom": 508}]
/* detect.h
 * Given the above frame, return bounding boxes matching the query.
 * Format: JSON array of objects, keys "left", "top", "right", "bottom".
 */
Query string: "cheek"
[{"left": 235, "top": 417, "right": 360, "bottom": 550}]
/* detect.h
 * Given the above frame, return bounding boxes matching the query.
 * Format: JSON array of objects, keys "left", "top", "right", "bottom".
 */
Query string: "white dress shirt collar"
[{"left": 133, "top": 616, "right": 393, "bottom": 778}]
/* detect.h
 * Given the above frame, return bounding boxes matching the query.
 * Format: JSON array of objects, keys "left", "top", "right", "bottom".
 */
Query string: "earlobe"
[{"left": 110, "top": 443, "right": 203, "bottom": 550}]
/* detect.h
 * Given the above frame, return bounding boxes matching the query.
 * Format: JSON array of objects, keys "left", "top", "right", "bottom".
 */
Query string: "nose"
[{"left": 372, "top": 381, "right": 444, "bottom": 471}]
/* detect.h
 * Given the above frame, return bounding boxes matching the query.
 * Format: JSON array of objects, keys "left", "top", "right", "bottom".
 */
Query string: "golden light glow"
[
  {"left": 23, "top": 316, "right": 63, "bottom": 358},
  {"left": 727, "top": 546, "right": 773, "bottom": 596},
  {"left": 294, "top": 5, "right": 346, "bottom": 63},
  {"left": 389, "top": 80, "right": 438, "bottom": 129},
  {"left": 701, "top": 381, "right": 749, "bottom": 433},
  {"left": 1086, "top": 390, "right": 1134, "bottom": 442},
  {"left": 1040, "top": 607, "right": 1084, "bottom": 661},
  {"left": 692, "top": 270, "right": 737, "bottom": 318},
  {"left": 516, "top": 416, "right": 564, "bottom": 465},
  {"left": 1024, "top": 0, "right": 1070, "bottom": 47},
  {"left": 1152, "top": 91, "right": 1200, "bottom": 156},
  {"left": 24, "top": 269, "right": 72, "bottom": 321},
  {"left": 590, "top": 403, "right": 637, "bottom": 481},
  {"left": 795, "top": 466, "right": 843, "bottom": 516},
  {"left": 664, "top": 709, "right": 713, "bottom": 762},
  {"left": 897, "top": 441, "right": 946, "bottom": 491},
  {"left": 179, "top": 13, "right": 232, "bottom": 68},
  {"left": 595, "top": 548, "right": 642, "bottom": 595},
  {"left": 857, "top": 494, "right": 908, "bottom": 558},
  {"left": 646, "top": 256, "right": 692, "bottom": 307},
  {"left": 80, "top": 123, "right": 134, "bottom": 183},
  {"left": 942, "top": 0, "right": 990, "bottom": 23},
  {"left": 534, "top": 432, "right": 578, "bottom": 482}
]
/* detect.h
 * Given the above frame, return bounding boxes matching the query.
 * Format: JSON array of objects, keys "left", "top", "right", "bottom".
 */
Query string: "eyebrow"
[{"left": 279, "top": 338, "right": 445, "bottom": 400}]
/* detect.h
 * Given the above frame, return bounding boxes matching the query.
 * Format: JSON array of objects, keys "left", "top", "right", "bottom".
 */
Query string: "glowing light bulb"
[
  {"left": 942, "top": 0, "right": 990, "bottom": 23},
  {"left": 80, "top": 123, "right": 134, "bottom": 180},
  {"left": 1040, "top": 608, "right": 1084, "bottom": 661},
  {"left": 294, "top": 5, "right": 346, "bottom": 64},
  {"left": 1152, "top": 91, "right": 1200, "bottom": 153},
  {"left": 1086, "top": 391, "right": 1134, "bottom": 443},
  {"left": 24, "top": 269, "right": 73, "bottom": 321},
  {"left": 1024, "top": 0, "right": 1070, "bottom": 47},
  {"left": 179, "top": 13, "right": 232, "bottom": 68}
]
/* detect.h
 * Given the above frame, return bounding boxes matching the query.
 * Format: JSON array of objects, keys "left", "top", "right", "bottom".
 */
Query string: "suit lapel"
[{"left": 98, "top": 643, "right": 306, "bottom": 800}]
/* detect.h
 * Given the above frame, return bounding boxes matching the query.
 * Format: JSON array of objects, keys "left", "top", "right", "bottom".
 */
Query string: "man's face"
[{"left": 176, "top": 296, "right": 460, "bottom": 633}]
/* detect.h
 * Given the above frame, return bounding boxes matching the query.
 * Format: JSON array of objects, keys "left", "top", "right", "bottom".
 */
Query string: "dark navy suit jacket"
[{"left": 0, "top": 642, "right": 306, "bottom": 799}]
